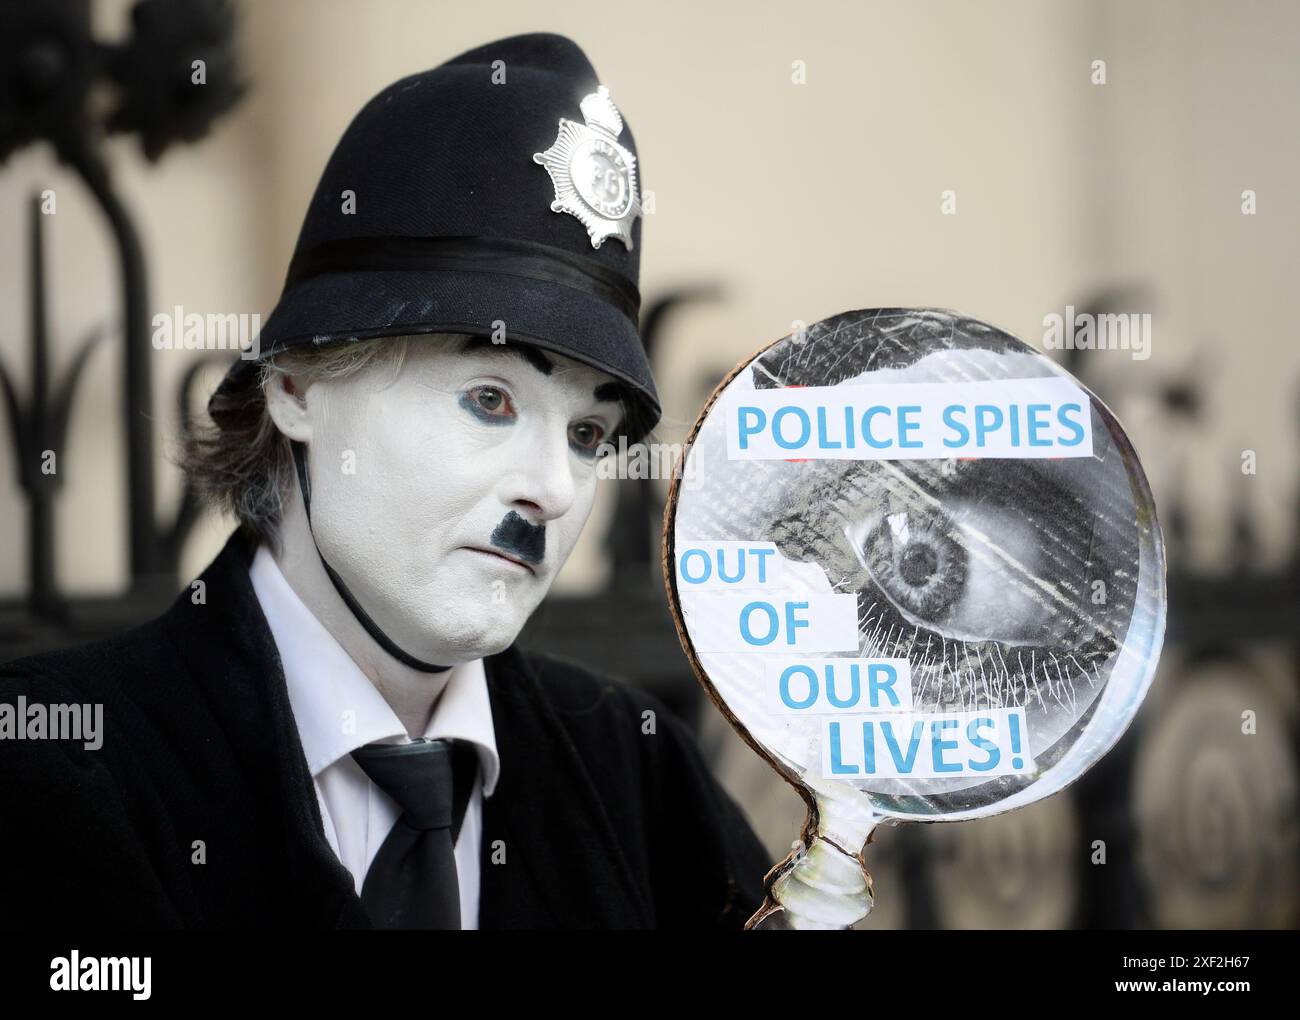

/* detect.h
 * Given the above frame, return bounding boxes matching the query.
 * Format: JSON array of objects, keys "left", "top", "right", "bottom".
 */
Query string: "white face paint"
[{"left": 293, "top": 337, "right": 623, "bottom": 664}]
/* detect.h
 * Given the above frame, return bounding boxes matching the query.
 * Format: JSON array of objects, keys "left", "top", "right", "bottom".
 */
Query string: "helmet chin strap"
[{"left": 290, "top": 440, "right": 451, "bottom": 674}]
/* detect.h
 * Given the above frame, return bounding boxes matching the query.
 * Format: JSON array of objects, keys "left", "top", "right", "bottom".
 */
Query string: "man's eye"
[
  {"left": 474, "top": 386, "right": 507, "bottom": 413},
  {"left": 569, "top": 420, "right": 605, "bottom": 453},
  {"left": 461, "top": 385, "right": 515, "bottom": 423}
]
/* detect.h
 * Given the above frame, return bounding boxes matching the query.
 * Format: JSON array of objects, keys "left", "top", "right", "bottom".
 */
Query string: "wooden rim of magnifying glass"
[{"left": 659, "top": 330, "right": 849, "bottom": 930}]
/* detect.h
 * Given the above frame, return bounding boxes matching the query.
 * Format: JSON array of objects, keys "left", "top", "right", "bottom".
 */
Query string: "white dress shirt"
[{"left": 248, "top": 545, "right": 500, "bottom": 929}]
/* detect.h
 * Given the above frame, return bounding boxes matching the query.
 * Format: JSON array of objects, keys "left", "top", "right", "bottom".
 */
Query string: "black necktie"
[{"left": 349, "top": 737, "right": 477, "bottom": 930}]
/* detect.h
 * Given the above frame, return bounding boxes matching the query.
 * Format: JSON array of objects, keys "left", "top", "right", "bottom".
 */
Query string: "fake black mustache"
[{"left": 489, "top": 512, "right": 545, "bottom": 566}]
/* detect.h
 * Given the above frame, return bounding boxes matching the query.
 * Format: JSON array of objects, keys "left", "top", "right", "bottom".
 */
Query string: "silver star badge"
[{"left": 534, "top": 85, "right": 640, "bottom": 250}]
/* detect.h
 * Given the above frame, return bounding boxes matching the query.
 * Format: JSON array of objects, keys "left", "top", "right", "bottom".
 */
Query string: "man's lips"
[{"left": 461, "top": 546, "right": 538, "bottom": 574}]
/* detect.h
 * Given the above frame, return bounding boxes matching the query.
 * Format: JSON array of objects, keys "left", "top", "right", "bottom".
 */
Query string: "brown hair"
[{"left": 182, "top": 337, "right": 411, "bottom": 553}]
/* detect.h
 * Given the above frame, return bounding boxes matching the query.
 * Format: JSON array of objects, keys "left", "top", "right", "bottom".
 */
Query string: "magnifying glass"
[{"left": 663, "top": 308, "right": 1166, "bottom": 930}]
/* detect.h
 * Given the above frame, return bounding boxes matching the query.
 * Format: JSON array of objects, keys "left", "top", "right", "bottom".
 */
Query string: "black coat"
[{"left": 0, "top": 531, "right": 772, "bottom": 929}]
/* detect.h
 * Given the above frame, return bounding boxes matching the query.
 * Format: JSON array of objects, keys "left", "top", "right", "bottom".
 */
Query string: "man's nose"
[{"left": 500, "top": 420, "right": 577, "bottom": 523}]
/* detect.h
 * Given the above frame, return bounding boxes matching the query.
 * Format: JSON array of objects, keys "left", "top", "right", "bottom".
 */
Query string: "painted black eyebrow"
[
  {"left": 457, "top": 335, "right": 554, "bottom": 376},
  {"left": 592, "top": 381, "right": 622, "bottom": 405},
  {"left": 456, "top": 334, "right": 626, "bottom": 424}
]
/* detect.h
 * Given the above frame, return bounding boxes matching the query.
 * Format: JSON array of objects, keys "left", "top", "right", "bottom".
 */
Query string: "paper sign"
[
  {"left": 727, "top": 377, "right": 1093, "bottom": 460},
  {"left": 681, "top": 592, "right": 860, "bottom": 653},
  {"left": 675, "top": 541, "right": 783, "bottom": 590},
  {"left": 764, "top": 657, "right": 914, "bottom": 713},
  {"left": 819, "top": 708, "right": 1035, "bottom": 779}
]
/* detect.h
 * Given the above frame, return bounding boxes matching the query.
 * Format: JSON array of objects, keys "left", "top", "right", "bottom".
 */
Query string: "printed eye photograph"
[{"left": 0, "top": 0, "right": 1294, "bottom": 1003}]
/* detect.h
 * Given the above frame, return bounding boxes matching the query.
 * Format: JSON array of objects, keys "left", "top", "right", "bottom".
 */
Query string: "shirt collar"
[{"left": 248, "top": 543, "right": 500, "bottom": 797}]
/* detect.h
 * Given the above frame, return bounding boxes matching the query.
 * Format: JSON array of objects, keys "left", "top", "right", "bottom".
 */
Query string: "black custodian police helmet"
[{"left": 209, "top": 32, "right": 660, "bottom": 442}]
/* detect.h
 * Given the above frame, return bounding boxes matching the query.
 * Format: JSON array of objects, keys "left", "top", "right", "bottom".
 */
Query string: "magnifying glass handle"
[{"left": 746, "top": 778, "right": 879, "bottom": 930}]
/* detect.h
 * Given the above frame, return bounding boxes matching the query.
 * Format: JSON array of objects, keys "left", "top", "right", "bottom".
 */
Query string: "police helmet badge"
[{"left": 534, "top": 85, "right": 641, "bottom": 250}]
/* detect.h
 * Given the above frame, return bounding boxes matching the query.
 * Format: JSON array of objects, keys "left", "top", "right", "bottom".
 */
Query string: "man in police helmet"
[{"left": 0, "top": 33, "right": 770, "bottom": 929}]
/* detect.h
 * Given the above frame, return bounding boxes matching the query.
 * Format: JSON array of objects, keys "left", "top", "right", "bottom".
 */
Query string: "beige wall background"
[{"left": 1, "top": 0, "right": 1296, "bottom": 594}]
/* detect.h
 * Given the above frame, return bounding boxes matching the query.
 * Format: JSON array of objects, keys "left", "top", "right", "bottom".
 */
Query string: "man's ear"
[{"left": 263, "top": 371, "right": 313, "bottom": 443}]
